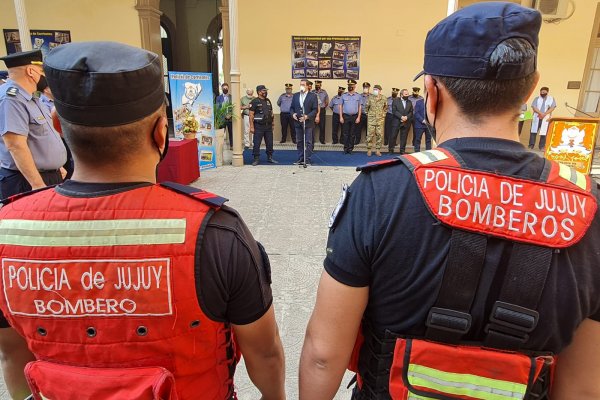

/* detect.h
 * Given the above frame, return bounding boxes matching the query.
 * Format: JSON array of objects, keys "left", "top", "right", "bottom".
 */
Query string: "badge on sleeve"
[
  {"left": 329, "top": 184, "right": 349, "bottom": 229},
  {"left": 6, "top": 87, "right": 18, "bottom": 96}
]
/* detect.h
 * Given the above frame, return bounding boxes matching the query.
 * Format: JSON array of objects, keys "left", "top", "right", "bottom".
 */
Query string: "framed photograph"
[
  {"left": 307, "top": 59, "right": 319, "bottom": 68},
  {"left": 333, "top": 69, "right": 346, "bottom": 79},
  {"left": 318, "top": 70, "right": 332, "bottom": 79},
  {"left": 346, "top": 69, "right": 359, "bottom": 79},
  {"left": 306, "top": 41, "right": 318, "bottom": 50},
  {"left": 334, "top": 42, "right": 347, "bottom": 51},
  {"left": 293, "top": 69, "right": 306, "bottom": 79},
  {"left": 319, "top": 59, "right": 331, "bottom": 69},
  {"left": 306, "top": 69, "right": 319, "bottom": 78}
]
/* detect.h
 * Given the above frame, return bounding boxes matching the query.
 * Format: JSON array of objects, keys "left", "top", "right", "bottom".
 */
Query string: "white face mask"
[
  {"left": 373, "top": 89, "right": 379, "bottom": 95},
  {"left": 363, "top": 88, "right": 369, "bottom": 94},
  {"left": 300, "top": 85, "right": 306, "bottom": 93}
]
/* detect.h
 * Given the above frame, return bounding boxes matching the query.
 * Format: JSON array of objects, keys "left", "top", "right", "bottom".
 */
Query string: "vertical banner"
[
  {"left": 3, "top": 29, "right": 71, "bottom": 56},
  {"left": 168, "top": 71, "right": 217, "bottom": 170},
  {"left": 545, "top": 118, "right": 599, "bottom": 174},
  {"left": 291, "top": 36, "right": 361, "bottom": 80}
]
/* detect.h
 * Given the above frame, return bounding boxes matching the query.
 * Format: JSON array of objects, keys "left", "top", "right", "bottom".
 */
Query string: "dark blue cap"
[
  {"left": 256, "top": 84, "right": 268, "bottom": 92},
  {"left": 415, "top": 2, "right": 541, "bottom": 81},
  {"left": 0, "top": 71, "right": 7, "bottom": 80}
]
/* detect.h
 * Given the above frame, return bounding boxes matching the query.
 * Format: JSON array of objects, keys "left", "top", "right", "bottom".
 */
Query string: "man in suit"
[
  {"left": 390, "top": 88, "right": 413, "bottom": 154},
  {"left": 290, "top": 79, "right": 318, "bottom": 165}
]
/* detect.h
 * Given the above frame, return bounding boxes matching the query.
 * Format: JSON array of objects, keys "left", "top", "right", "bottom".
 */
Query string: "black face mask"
[
  {"left": 348, "top": 86, "right": 355, "bottom": 92},
  {"left": 338, "top": 91, "right": 343, "bottom": 96},
  {"left": 222, "top": 89, "right": 229, "bottom": 94},
  {"left": 402, "top": 95, "right": 409, "bottom": 100},
  {"left": 424, "top": 93, "right": 438, "bottom": 142},
  {"left": 392, "top": 93, "right": 398, "bottom": 98},
  {"left": 36, "top": 74, "right": 48, "bottom": 92},
  {"left": 316, "top": 86, "right": 321, "bottom": 90},
  {"left": 540, "top": 93, "right": 547, "bottom": 98},
  {"left": 152, "top": 118, "right": 169, "bottom": 164}
]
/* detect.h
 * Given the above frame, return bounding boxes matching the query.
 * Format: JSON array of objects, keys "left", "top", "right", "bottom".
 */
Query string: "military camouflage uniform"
[{"left": 365, "top": 93, "right": 388, "bottom": 150}]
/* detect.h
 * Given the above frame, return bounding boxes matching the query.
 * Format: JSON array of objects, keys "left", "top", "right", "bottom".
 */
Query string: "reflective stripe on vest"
[
  {"left": 407, "top": 364, "right": 526, "bottom": 400},
  {"left": 0, "top": 219, "right": 186, "bottom": 247},
  {"left": 408, "top": 149, "right": 449, "bottom": 165},
  {"left": 557, "top": 162, "right": 587, "bottom": 191}
]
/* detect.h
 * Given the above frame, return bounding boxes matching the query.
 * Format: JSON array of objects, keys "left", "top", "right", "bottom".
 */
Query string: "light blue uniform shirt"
[
  {"left": 277, "top": 93, "right": 293, "bottom": 113},
  {"left": 0, "top": 79, "right": 66, "bottom": 170},
  {"left": 341, "top": 92, "right": 361, "bottom": 115},
  {"left": 314, "top": 89, "right": 329, "bottom": 107},
  {"left": 330, "top": 95, "right": 343, "bottom": 115}
]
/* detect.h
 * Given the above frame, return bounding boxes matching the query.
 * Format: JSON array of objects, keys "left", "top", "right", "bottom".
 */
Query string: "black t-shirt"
[
  {"left": 325, "top": 138, "right": 600, "bottom": 354},
  {"left": 0, "top": 181, "right": 272, "bottom": 327},
  {"left": 249, "top": 97, "right": 273, "bottom": 124}
]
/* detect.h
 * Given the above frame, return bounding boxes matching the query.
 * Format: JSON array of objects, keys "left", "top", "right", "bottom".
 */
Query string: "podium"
[
  {"left": 544, "top": 117, "right": 599, "bottom": 174},
  {"left": 157, "top": 138, "right": 200, "bottom": 184}
]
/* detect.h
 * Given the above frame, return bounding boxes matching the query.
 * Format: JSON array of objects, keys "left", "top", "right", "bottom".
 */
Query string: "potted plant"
[
  {"left": 182, "top": 114, "right": 199, "bottom": 140},
  {"left": 214, "top": 101, "right": 237, "bottom": 166}
]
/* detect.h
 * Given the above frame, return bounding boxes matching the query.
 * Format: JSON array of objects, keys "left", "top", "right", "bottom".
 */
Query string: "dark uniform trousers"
[
  {"left": 252, "top": 123, "right": 274, "bottom": 157},
  {"left": 390, "top": 118, "right": 410, "bottom": 154},
  {"left": 280, "top": 112, "right": 294, "bottom": 143},
  {"left": 342, "top": 113, "right": 359, "bottom": 153},
  {"left": 224, "top": 119, "right": 233, "bottom": 149},
  {"left": 316, "top": 107, "right": 327, "bottom": 144},
  {"left": 412, "top": 126, "right": 432, "bottom": 152},
  {"left": 384, "top": 113, "right": 394, "bottom": 146},
  {"left": 0, "top": 168, "right": 62, "bottom": 200},
  {"left": 356, "top": 114, "right": 367, "bottom": 145},
  {"left": 331, "top": 112, "right": 341, "bottom": 144}
]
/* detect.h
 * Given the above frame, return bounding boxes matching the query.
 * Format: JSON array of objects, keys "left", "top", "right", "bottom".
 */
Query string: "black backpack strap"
[
  {"left": 484, "top": 243, "right": 553, "bottom": 350},
  {"left": 425, "top": 229, "right": 488, "bottom": 344},
  {"left": 160, "top": 181, "right": 228, "bottom": 208}
]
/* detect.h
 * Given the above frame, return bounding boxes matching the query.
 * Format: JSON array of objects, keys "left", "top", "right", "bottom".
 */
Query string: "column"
[
  {"left": 228, "top": 0, "right": 243, "bottom": 167},
  {"left": 220, "top": 6, "right": 231, "bottom": 86},
  {"left": 447, "top": 0, "right": 458, "bottom": 15},
  {"left": 13, "top": 0, "right": 32, "bottom": 51},
  {"left": 135, "top": 0, "right": 163, "bottom": 61}
]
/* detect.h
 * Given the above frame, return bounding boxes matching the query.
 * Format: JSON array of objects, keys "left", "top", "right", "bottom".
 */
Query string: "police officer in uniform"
[
  {"left": 384, "top": 88, "right": 399, "bottom": 146},
  {"left": 356, "top": 82, "right": 370, "bottom": 145},
  {"left": 300, "top": 4, "right": 600, "bottom": 399},
  {"left": 339, "top": 79, "right": 362, "bottom": 154},
  {"left": 314, "top": 80, "right": 329, "bottom": 144},
  {"left": 329, "top": 86, "right": 345, "bottom": 144},
  {"left": 0, "top": 50, "right": 66, "bottom": 199},
  {"left": 277, "top": 83, "right": 294, "bottom": 143},
  {"left": 0, "top": 42, "right": 285, "bottom": 400},
  {"left": 249, "top": 84, "right": 278, "bottom": 166}
]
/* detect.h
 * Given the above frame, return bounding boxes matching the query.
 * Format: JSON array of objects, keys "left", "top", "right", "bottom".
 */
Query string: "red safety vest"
[
  {"left": 349, "top": 148, "right": 597, "bottom": 399},
  {"left": 0, "top": 183, "right": 238, "bottom": 400}
]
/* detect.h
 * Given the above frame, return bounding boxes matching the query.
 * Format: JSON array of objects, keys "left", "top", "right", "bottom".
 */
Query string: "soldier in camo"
[{"left": 365, "top": 84, "right": 387, "bottom": 156}]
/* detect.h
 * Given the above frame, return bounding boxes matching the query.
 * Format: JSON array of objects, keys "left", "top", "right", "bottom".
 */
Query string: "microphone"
[{"left": 565, "top": 102, "right": 596, "bottom": 118}]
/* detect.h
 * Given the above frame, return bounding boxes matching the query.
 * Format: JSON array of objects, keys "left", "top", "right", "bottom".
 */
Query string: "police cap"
[
  {"left": 0, "top": 71, "right": 7, "bottom": 81},
  {"left": 285, "top": 83, "right": 293, "bottom": 88},
  {"left": 0, "top": 49, "right": 43, "bottom": 68},
  {"left": 392, "top": 88, "right": 400, "bottom": 93},
  {"left": 338, "top": 86, "right": 346, "bottom": 91},
  {"left": 306, "top": 80, "right": 313, "bottom": 86},
  {"left": 347, "top": 79, "right": 357, "bottom": 85},
  {"left": 412, "top": 87, "right": 421, "bottom": 92},
  {"left": 362, "top": 82, "right": 371, "bottom": 88},
  {"left": 315, "top": 80, "right": 322, "bottom": 84},
  {"left": 256, "top": 84, "right": 268, "bottom": 92},
  {"left": 374, "top": 84, "right": 382, "bottom": 90},
  {"left": 414, "top": 2, "right": 540, "bottom": 81},
  {"left": 44, "top": 42, "right": 164, "bottom": 127}
]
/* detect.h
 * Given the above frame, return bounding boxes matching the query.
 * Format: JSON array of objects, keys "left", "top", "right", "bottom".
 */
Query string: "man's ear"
[
  {"left": 424, "top": 75, "right": 439, "bottom": 116},
  {"left": 152, "top": 116, "right": 169, "bottom": 152}
]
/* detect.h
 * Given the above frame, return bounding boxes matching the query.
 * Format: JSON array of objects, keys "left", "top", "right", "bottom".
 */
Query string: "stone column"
[
  {"left": 220, "top": 6, "right": 231, "bottom": 86},
  {"left": 228, "top": 0, "right": 243, "bottom": 167},
  {"left": 135, "top": 0, "right": 163, "bottom": 62},
  {"left": 13, "top": 0, "right": 32, "bottom": 51},
  {"left": 447, "top": 0, "right": 458, "bottom": 15}
]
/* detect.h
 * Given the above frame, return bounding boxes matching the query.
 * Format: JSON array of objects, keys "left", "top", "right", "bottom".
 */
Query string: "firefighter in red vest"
[
  {"left": 300, "top": 3, "right": 600, "bottom": 400},
  {"left": 0, "top": 41, "right": 285, "bottom": 400}
]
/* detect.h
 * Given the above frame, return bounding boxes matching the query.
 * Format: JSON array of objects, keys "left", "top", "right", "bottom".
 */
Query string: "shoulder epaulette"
[
  {"left": 0, "top": 185, "right": 54, "bottom": 206},
  {"left": 6, "top": 86, "right": 18, "bottom": 97},
  {"left": 160, "top": 181, "right": 228, "bottom": 208},
  {"left": 356, "top": 157, "right": 404, "bottom": 172}
]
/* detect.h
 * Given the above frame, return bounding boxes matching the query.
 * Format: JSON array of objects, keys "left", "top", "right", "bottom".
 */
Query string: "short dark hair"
[
  {"left": 221, "top": 83, "right": 229, "bottom": 87},
  {"left": 433, "top": 38, "right": 537, "bottom": 123},
  {"left": 60, "top": 107, "right": 163, "bottom": 166},
  {"left": 540, "top": 86, "right": 549, "bottom": 91}
]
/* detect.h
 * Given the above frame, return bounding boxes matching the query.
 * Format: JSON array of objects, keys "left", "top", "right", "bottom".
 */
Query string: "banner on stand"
[{"left": 168, "top": 71, "right": 217, "bottom": 170}]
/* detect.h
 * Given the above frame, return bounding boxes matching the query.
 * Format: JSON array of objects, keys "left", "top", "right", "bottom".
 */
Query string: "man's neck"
[
  {"left": 436, "top": 112, "right": 521, "bottom": 145},
  {"left": 9, "top": 76, "right": 35, "bottom": 95},
  {"left": 71, "top": 161, "right": 158, "bottom": 184}
]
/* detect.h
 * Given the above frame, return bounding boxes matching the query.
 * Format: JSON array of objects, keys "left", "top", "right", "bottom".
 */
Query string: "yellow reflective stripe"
[
  {"left": 575, "top": 170, "right": 587, "bottom": 191},
  {"left": 0, "top": 219, "right": 186, "bottom": 247},
  {"left": 411, "top": 150, "right": 449, "bottom": 165},
  {"left": 557, "top": 163, "right": 587, "bottom": 190},
  {"left": 408, "top": 364, "right": 526, "bottom": 400},
  {"left": 557, "top": 162, "right": 571, "bottom": 183}
]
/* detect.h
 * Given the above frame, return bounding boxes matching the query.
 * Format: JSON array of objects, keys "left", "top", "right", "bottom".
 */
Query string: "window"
[{"left": 161, "top": 25, "right": 169, "bottom": 93}]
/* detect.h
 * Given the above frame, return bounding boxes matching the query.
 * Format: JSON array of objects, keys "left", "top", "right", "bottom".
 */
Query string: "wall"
[{"left": 0, "top": 0, "right": 142, "bottom": 59}]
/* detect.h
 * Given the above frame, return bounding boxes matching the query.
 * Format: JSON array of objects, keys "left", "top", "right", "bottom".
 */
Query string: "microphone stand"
[{"left": 301, "top": 101, "right": 307, "bottom": 169}]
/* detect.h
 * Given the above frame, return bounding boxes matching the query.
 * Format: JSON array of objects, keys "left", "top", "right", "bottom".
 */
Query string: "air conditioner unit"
[{"left": 533, "top": 0, "right": 570, "bottom": 19}]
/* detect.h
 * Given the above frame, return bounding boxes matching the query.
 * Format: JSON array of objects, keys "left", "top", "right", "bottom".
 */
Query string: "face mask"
[
  {"left": 222, "top": 88, "right": 229, "bottom": 94},
  {"left": 402, "top": 95, "right": 409, "bottom": 100},
  {"left": 348, "top": 86, "right": 355, "bottom": 92},
  {"left": 413, "top": 92, "right": 419, "bottom": 97},
  {"left": 300, "top": 85, "right": 306, "bottom": 92},
  {"left": 541, "top": 93, "right": 547, "bottom": 98},
  {"left": 316, "top": 86, "right": 321, "bottom": 90},
  {"left": 424, "top": 94, "right": 437, "bottom": 143},
  {"left": 338, "top": 91, "right": 343, "bottom": 96},
  {"left": 262, "top": 91, "right": 268, "bottom": 97},
  {"left": 34, "top": 70, "right": 48, "bottom": 92},
  {"left": 392, "top": 93, "right": 398, "bottom": 98},
  {"left": 363, "top": 88, "right": 369, "bottom": 94},
  {"left": 152, "top": 118, "right": 169, "bottom": 163},
  {"left": 373, "top": 89, "right": 380, "bottom": 95}
]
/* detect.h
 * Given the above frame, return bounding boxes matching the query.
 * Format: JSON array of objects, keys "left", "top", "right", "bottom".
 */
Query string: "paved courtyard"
[{"left": 0, "top": 149, "right": 598, "bottom": 399}]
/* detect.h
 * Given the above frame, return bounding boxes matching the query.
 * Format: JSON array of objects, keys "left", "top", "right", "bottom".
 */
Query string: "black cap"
[
  {"left": 362, "top": 82, "right": 371, "bottom": 88},
  {"left": 306, "top": 80, "right": 313, "bottom": 86},
  {"left": 44, "top": 42, "right": 164, "bottom": 127},
  {"left": 0, "top": 71, "right": 7, "bottom": 81},
  {"left": 412, "top": 87, "right": 421, "bottom": 92},
  {"left": 347, "top": 79, "right": 357, "bottom": 85},
  {"left": 338, "top": 86, "right": 346, "bottom": 91},
  {"left": 315, "top": 80, "right": 322, "bottom": 84},
  {"left": 0, "top": 50, "right": 43, "bottom": 68},
  {"left": 285, "top": 83, "right": 293, "bottom": 88},
  {"left": 392, "top": 88, "right": 400, "bottom": 93},
  {"left": 256, "top": 84, "right": 268, "bottom": 91},
  {"left": 414, "top": 2, "right": 541, "bottom": 81}
]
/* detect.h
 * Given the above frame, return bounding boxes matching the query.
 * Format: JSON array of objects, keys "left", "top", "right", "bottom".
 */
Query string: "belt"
[
  {"left": 281, "top": 112, "right": 291, "bottom": 114},
  {"left": 1, "top": 167, "right": 59, "bottom": 174},
  {"left": 343, "top": 113, "right": 358, "bottom": 117}
]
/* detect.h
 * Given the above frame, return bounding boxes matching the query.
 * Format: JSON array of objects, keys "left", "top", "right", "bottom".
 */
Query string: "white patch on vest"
[{"left": 329, "top": 184, "right": 349, "bottom": 228}]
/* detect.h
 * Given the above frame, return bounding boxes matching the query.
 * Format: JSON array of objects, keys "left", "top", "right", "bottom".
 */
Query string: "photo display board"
[{"left": 291, "top": 36, "right": 361, "bottom": 80}]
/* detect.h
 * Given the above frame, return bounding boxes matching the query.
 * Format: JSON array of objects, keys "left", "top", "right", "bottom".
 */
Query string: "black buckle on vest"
[
  {"left": 426, "top": 307, "right": 472, "bottom": 334},
  {"left": 489, "top": 301, "right": 539, "bottom": 333}
]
